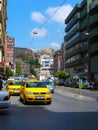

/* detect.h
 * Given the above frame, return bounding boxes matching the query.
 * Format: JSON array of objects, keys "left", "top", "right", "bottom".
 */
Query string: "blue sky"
[{"left": 7, "top": 0, "right": 82, "bottom": 51}]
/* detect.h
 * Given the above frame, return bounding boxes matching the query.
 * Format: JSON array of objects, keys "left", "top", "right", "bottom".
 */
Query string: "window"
[{"left": 7, "top": 45, "right": 13, "bottom": 48}]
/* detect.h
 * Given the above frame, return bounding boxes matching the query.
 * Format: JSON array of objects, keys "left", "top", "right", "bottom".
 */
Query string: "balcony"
[
  {"left": 80, "top": 20, "right": 87, "bottom": 30},
  {"left": 81, "top": 44, "right": 88, "bottom": 53},
  {"left": 89, "top": 27, "right": 98, "bottom": 42},
  {"left": 89, "top": 14, "right": 98, "bottom": 28},
  {"left": 90, "top": 43, "right": 98, "bottom": 54},
  {"left": 80, "top": 8, "right": 87, "bottom": 19},
  {"left": 91, "top": 55, "right": 98, "bottom": 73},
  {"left": 65, "top": 4, "right": 81, "bottom": 24},
  {"left": 65, "top": 36, "right": 81, "bottom": 50},
  {"left": 65, "top": 26, "right": 80, "bottom": 41},
  {"left": 66, "top": 47, "right": 81, "bottom": 59},
  {"left": 66, "top": 14, "right": 80, "bottom": 32},
  {"left": 81, "top": 0, "right": 86, "bottom": 7},
  {"left": 89, "top": 0, "right": 98, "bottom": 15},
  {"left": 66, "top": 58, "right": 82, "bottom": 68},
  {"left": 82, "top": 56, "right": 88, "bottom": 63}
]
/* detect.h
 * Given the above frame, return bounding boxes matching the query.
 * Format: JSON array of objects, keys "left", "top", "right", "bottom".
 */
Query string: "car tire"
[
  {"left": 19, "top": 96, "right": 22, "bottom": 102},
  {"left": 23, "top": 96, "right": 28, "bottom": 105},
  {"left": 47, "top": 101, "right": 51, "bottom": 105}
]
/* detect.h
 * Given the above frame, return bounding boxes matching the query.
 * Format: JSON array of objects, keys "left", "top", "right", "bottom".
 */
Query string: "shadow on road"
[{"left": 0, "top": 104, "right": 98, "bottom": 130}]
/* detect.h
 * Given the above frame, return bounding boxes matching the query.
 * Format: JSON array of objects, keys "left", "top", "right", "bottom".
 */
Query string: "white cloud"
[
  {"left": 30, "top": 12, "right": 46, "bottom": 23},
  {"left": 31, "top": 28, "right": 47, "bottom": 37},
  {"left": 30, "top": 4, "right": 73, "bottom": 24},
  {"left": 46, "top": 4, "right": 73, "bottom": 23},
  {"left": 50, "top": 42, "right": 60, "bottom": 48}
]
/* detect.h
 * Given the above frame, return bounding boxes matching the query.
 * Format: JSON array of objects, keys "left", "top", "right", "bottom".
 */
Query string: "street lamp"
[
  {"left": 85, "top": 32, "right": 91, "bottom": 83},
  {"left": 33, "top": 31, "right": 38, "bottom": 34}
]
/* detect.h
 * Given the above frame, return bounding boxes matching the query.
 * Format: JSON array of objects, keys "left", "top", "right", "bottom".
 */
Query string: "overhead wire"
[
  {"left": 29, "top": 0, "right": 67, "bottom": 48},
  {"left": 38, "top": 0, "right": 67, "bottom": 29}
]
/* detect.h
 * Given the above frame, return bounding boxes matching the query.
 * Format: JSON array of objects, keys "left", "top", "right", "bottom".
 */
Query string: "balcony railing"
[
  {"left": 89, "top": 14, "right": 98, "bottom": 28},
  {"left": 66, "top": 58, "right": 82, "bottom": 68},
  {"left": 90, "top": 42, "right": 98, "bottom": 53}
]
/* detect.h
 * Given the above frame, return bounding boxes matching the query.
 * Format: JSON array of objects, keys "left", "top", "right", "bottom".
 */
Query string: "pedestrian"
[{"left": 0, "top": 76, "right": 3, "bottom": 90}]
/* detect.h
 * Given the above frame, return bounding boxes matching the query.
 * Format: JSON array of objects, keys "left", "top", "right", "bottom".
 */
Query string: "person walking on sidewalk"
[{"left": 0, "top": 76, "right": 3, "bottom": 90}]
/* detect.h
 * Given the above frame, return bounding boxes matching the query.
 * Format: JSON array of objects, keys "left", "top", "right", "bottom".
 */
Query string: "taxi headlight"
[
  {"left": 46, "top": 92, "right": 51, "bottom": 94},
  {"left": 26, "top": 92, "right": 33, "bottom": 95},
  {"left": 8, "top": 88, "right": 13, "bottom": 90}
]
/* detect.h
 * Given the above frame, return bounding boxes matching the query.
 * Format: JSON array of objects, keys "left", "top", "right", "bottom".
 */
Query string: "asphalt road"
[{"left": 0, "top": 87, "right": 98, "bottom": 130}]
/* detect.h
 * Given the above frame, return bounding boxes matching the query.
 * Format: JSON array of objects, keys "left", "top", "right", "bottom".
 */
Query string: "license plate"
[
  {"left": 35, "top": 96, "right": 44, "bottom": 99},
  {"left": 14, "top": 90, "right": 19, "bottom": 93}
]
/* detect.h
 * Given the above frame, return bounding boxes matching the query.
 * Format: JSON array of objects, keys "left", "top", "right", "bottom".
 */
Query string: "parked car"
[
  {"left": 43, "top": 81, "right": 56, "bottom": 93},
  {"left": 0, "top": 90, "right": 11, "bottom": 109},
  {"left": 20, "top": 79, "right": 52, "bottom": 104}
]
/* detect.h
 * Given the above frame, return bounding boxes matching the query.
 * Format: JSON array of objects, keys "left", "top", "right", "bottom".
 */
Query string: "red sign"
[{"left": 0, "top": 62, "right": 3, "bottom": 67}]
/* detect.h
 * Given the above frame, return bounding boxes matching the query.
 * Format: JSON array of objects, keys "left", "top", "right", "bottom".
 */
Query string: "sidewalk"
[{"left": 55, "top": 85, "right": 98, "bottom": 100}]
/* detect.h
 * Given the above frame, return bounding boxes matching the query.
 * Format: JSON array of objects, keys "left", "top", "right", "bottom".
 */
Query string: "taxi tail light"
[{"left": 4, "top": 95, "right": 10, "bottom": 101}]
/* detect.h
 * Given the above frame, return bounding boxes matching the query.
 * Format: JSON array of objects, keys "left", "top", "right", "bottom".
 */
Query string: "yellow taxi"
[
  {"left": 20, "top": 79, "right": 52, "bottom": 104},
  {"left": 6, "top": 80, "right": 22, "bottom": 95}
]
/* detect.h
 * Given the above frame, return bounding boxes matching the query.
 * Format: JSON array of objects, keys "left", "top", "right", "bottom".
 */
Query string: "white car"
[{"left": 0, "top": 90, "right": 11, "bottom": 108}]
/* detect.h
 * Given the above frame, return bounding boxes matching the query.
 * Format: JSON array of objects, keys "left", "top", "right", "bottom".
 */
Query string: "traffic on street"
[
  {"left": 0, "top": 84, "right": 98, "bottom": 130},
  {"left": 0, "top": 0, "right": 98, "bottom": 130}
]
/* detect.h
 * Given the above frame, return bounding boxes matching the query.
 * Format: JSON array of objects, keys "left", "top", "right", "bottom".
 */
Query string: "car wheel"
[
  {"left": 23, "top": 97, "right": 28, "bottom": 105},
  {"left": 47, "top": 101, "right": 51, "bottom": 105},
  {"left": 52, "top": 91, "right": 54, "bottom": 93},
  {"left": 19, "top": 96, "right": 22, "bottom": 102}
]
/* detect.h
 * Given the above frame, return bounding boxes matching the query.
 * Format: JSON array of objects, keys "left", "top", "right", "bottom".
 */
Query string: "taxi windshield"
[
  {"left": 26, "top": 82, "right": 46, "bottom": 88},
  {"left": 9, "top": 81, "right": 21, "bottom": 85}
]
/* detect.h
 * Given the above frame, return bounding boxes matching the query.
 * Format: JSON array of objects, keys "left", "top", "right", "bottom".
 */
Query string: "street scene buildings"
[
  {"left": 1, "top": 1, "right": 98, "bottom": 129},
  {"left": 0, "top": 0, "right": 98, "bottom": 85},
  {"left": 64, "top": 0, "right": 98, "bottom": 83},
  {"left": 0, "top": 0, "right": 7, "bottom": 75}
]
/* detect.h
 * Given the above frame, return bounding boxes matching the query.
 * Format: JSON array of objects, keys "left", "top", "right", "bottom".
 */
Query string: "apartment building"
[
  {"left": 14, "top": 47, "right": 34, "bottom": 57},
  {"left": 5, "top": 36, "right": 14, "bottom": 69},
  {"left": 89, "top": 0, "right": 98, "bottom": 81},
  {"left": 53, "top": 49, "right": 62, "bottom": 74},
  {"left": 64, "top": 0, "right": 98, "bottom": 81},
  {"left": 14, "top": 47, "right": 34, "bottom": 75},
  {"left": 61, "top": 41, "right": 66, "bottom": 71},
  {"left": 40, "top": 52, "right": 54, "bottom": 80},
  {"left": 0, "top": 0, "right": 7, "bottom": 74},
  {"left": 15, "top": 58, "right": 30, "bottom": 76}
]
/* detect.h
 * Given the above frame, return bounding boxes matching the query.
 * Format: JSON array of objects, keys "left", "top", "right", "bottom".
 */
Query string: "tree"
[
  {"left": 54, "top": 71, "right": 68, "bottom": 79},
  {"left": 6, "top": 68, "right": 14, "bottom": 77},
  {"left": 17, "top": 53, "right": 33, "bottom": 63},
  {"left": 29, "top": 58, "right": 41, "bottom": 75},
  {"left": 16, "top": 62, "right": 22, "bottom": 75},
  {"left": 30, "top": 67, "right": 37, "bottom": 76},
  {"left": 29, "top": 58, "right": 41, "bottom": 68}
]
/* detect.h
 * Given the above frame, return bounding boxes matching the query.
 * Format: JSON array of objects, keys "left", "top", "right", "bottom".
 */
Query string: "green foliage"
[
  {"left": 30, "top": 67, "right": 37, "bottom": 76},
  {"left": 17, "top": 53, "right": 33, "bottom": 62},
  {"left": 16, "top": 62, "right": 22, "bottom": 75},
  {"left": 54, "top": 71, "right": 68, "bottom": 79},
  {"left": 29, "top": 58, "right": 41, "bottom": 68},
  {"left": 16, "top": 52, "right": 41, "bottom": 75},
  {"left": 6, "top": 68, "right": 14, "bottom": 76}
]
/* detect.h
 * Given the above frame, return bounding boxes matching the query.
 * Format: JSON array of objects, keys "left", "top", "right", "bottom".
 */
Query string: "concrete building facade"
[
  {"left": 5, "top": 36, "right": 14, "bottom": 69},
  {"left": 64, "top": 0, "right": 98, "bottom": 81},
  {"left": 0, "top": 0, "right": 7, "bottom": 74},
  {"left": 61, "top": 41, "right": 66, "bottom": 71},
  {"left": 40, "top": 53, "right": 54, "bottom": 80},
  {"left": 53, "top": 49, "right": 62, "bottom": 74}
]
